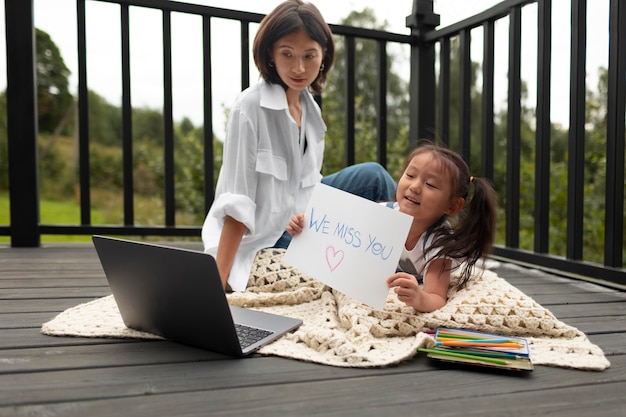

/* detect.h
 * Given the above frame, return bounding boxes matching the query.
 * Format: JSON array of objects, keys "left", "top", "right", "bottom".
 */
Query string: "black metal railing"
[
  {"left": 414, "top": 0, "right": 625, "bottom": 285},
  {"left": 3, "top": 0, "right": 625, "bottom": 287},
  {"left": 4, "top": 0, "right": 411, "bottom": 240}
]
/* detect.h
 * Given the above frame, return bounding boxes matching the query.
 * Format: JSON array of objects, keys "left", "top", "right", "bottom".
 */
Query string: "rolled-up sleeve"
[{"left": 209, "top": 192, "right": 256, "bottom": 234}]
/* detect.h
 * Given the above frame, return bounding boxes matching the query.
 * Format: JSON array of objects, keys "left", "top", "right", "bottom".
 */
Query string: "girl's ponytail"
[
  {"left": 428, "top": 175, "right": 498, "bottom": 288},
  {"left": 453, "top": 176, "right": 498, "bottom": 286}
]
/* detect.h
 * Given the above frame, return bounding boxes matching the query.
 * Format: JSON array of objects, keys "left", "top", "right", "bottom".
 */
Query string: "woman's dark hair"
[
  {"left": 253, "top": 0, "right": 335, "bottom": 95},
  {"left": 401, "top": 140, "right": 498, "bottom": 288}
]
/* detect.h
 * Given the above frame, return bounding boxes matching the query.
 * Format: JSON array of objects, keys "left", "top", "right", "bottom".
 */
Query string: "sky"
[{"left": 0, "top": 0, "right": 611, "bottom": 135}]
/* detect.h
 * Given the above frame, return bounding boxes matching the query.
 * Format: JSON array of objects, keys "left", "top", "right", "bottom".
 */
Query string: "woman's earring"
[
  {"left": 320, "top": 63, "right": 325, "bottom": 72},
  {"left": 269, "top": 61, "right": 274, "bottom": 68}
]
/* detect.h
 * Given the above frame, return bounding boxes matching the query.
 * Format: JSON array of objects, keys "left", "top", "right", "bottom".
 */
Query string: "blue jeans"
[{"left": 273, "top": 162, "right": 397, "bottom": 249}]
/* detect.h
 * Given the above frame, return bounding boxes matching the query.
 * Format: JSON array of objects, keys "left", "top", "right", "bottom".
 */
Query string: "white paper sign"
[{"left": 283, "top": 183, "right": 412, "bottom": 310}]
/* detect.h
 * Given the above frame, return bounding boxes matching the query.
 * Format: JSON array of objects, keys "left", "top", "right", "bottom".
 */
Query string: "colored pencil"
[
  {"left": 436, "top": 329, "right": 488, "bottom": 337},
  {"left": 446, "top": 349, "right": 524, "bottom": 360},
  {"left": 452, "top": 338, "right": 516, "bottom": 343},
  {"left": 435, "top": 334, "right": 479, "bottom": 340},
  {"left": 436, "top": 336, "right": 515, "bottom": 343},
  {"left": 435, "top": 341, "right": 523, "bottom": 348},
  {"left": 417, "top": 348, "right": 510, "bottom": 366},
  {"left": 436, "top": 330, "right": 517, "bottom": 342}
]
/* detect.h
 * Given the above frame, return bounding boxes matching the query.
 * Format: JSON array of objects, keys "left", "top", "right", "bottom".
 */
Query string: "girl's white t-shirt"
[{"left": 382, "top": 202, "right": 459, "bottom": 284}]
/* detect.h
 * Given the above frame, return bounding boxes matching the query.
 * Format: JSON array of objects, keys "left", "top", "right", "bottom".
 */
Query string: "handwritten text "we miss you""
[{"left": 307, "top": 207, "right": 398, "bottom": 261}]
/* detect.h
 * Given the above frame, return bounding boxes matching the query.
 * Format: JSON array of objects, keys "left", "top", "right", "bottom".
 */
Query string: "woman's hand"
[{"left": 286, "top": 212, "right": 305, "bottom": 236}]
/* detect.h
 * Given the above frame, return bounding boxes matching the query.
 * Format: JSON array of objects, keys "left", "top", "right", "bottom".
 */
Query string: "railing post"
[
  {"left": 534, "top": 0, "right": 552, "bottom": 254},
  {"left": 4, "top": 0, "right": 40, "bottom": 247},
  {"left": 506, "top": 6, "right": 522, "bottom": 249},
  {"left": 566, "top": 0, "right": 587, "bottom": 261},
  {"left": 604, "top": 0, "right": 625, "bottom": 268},
  {"left": 406, "top": 0, "right": 440, "bottom": 147}
]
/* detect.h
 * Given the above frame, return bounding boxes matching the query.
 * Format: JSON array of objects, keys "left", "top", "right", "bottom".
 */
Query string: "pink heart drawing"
[{"left": 325, "top": 245, "right": 345, "bottom": 272}]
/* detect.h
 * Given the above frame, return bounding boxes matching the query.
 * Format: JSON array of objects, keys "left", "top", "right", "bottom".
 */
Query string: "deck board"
[
  {"left": 0, "top": 242, "right": 624, "bottom": 416},
  {"left": 3, "top": 359, "right": 626, "bottom": 417}
]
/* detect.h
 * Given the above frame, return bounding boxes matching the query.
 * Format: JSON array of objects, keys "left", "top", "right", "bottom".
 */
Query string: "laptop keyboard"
[{"left": 235, "top": 323, "right": 273, "bottom": 348}]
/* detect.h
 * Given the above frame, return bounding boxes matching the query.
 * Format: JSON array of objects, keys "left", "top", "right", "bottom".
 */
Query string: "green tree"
[
  {"left": 581, "top": 67, "right": 615, "bottom": 264},
  {"left": 490, "top": 80, "right": 561, "bottom": 251},
  {"left": 88, "top": 89, "right": 122, "bottom": 146},
  {"left": 35, "top": 29, "right": 78, "bottom": 202},
  {"left": 174, "top": 122, "right": 220, "bottom": 223},
  {"left": 490, "top": 66, "right": 617, "bottom": 264},
  {"left": 442, "top": 38, "right": 483, "bottom": 167},
  {"left": 133, "top": 108, "right": 165, "bottom": 145},
  {"left": 0, "top": 29, "right": 75, "bottom": 194},
  {"left": 322, "top": 8, "right": 410, "bottom": 179},
  {"left": 544, "top": 126, "right": 569, "bottom": 258},
  {"left": 36, "top": 28, "right": 73, "bottom": 135}
]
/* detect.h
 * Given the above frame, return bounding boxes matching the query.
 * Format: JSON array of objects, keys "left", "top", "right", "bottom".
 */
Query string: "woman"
[{"left": 202, "top": 0, "right": 395, "bottom": 292}]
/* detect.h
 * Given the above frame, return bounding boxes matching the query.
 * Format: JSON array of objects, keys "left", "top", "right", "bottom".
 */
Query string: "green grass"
[
  {"left": 0, "top": 192, "right": 106, "bottom": 243},
  {"left": 0, "top": 192, "right": 202, "bottom": 244}
]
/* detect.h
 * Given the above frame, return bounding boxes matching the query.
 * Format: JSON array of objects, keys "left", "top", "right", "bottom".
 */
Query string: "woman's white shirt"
[{"left": 202, "top": 80, "right": 325, "bottom": 291}]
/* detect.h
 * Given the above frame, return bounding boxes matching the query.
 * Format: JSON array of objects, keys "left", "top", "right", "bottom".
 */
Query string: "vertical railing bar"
[
  {"left": 406, "top": 0, "right": 439, "bottom": 147},
  {"left": 481, "top": 20, "right": 495, "bottom": 180},
  {"left": 376, "top": 40, "right": 388, "bottom": 167},
  {"left": 120, "top": 4, "right": 134, "bottom": 225},
  {"left": 162, "top": 10, "right": 175, "bottom": 226},
  {"left": 203, "top": 16, "right": 215, "bottom": 212},
  {"left": 459, "top": 28, "right": 471, "bottom": 163},
  {"left": 240, "top": 21, "right": 250, "bottom": 91},
  {"left": 534, "top": 0, "right": 552, "bottom": 253},
  {"left": 438, "top": 38, "right": 450, "bottom": 145},
  {"left": 566, "top": 0, "right": 586, "bottom": 260},
  {"left": 4, "top": 0, "right": 40, "bottom": 246},
  {"left": 604, "top": 0, "right": 625, "bottom": 267},
  {"left": 76, "top": 0, "right": 91, "bottom": 226},
  {"left": 344, "top": 35, "right": 356, "bottom": 167},
  {"left": 505, "top": 6, "right": 522, "bottom": 248}
]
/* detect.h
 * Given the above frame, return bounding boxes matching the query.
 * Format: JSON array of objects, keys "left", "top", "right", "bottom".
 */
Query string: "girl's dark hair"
[
  {"left": 402, "top": 141, "right": 498, "bottom": 288},
  {"left": 253, "top": 0, "right": 335, "bottom": 95}
]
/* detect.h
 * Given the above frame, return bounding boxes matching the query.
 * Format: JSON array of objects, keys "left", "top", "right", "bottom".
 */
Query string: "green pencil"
[
  {"left": 417, "top": 348, "right": 511, "bottom": 366},
  {"left": 463, "top": 350, "right": 523, "bottom": 359}
]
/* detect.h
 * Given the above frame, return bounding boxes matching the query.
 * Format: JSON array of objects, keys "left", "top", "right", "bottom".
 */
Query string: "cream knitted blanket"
[{"left": 41, "top": 249, "right": 610, "bottom": 371}]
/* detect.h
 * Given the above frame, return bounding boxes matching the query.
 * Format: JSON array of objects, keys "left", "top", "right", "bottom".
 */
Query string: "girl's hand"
[
  {"left": 286, "top": 212, "right": 305, "bottom": 236},
  {"left": 387, "top": 272, "right": 422, "bottom": 308},
  {"left": 387, "top": 262, "right": 448, "bottom": 313}
]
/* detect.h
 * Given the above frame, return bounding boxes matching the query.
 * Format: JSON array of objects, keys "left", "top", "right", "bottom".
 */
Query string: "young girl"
[
  {"left": 287, "top": 142, "right": 497, "bottom": 312},
  {"left": 383, "top": 142, "right": 497, "bottom": 312},
  {"left": 202, "top": 0, "right": 395, "bottom": 292}
]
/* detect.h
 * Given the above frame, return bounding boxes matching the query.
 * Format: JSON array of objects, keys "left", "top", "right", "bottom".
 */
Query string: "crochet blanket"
[{"left": 41, "top": 249, "right": 610, "bottom": 371}]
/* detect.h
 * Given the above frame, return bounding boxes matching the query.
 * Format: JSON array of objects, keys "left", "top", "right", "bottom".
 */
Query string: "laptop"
[{"left": 92, "top": 235, "right": 302, "bottom": 357}]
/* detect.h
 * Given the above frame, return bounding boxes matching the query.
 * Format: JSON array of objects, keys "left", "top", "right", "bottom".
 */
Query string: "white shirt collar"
[
  {"left": 258, "top": 80, "right": 326, "bottom": 132},
  {"left": 259, "top": 80, "right": 288, "bottom": 110}
]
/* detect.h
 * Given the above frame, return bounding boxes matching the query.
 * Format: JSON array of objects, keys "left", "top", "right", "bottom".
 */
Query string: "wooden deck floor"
[{"left": 1, "top": 241, "right": 626, "bottom": 417}]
